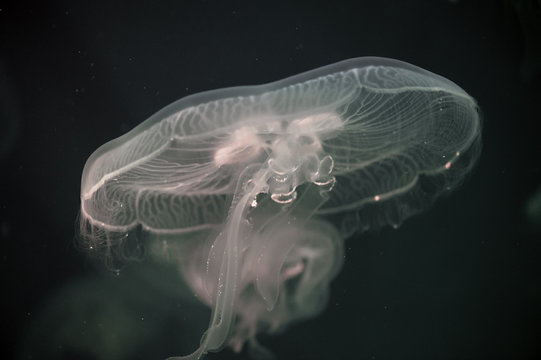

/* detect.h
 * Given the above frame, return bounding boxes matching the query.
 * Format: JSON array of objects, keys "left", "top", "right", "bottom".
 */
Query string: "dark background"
[{"left": 1, "top": 1, "right": 540, "bottom": 360}]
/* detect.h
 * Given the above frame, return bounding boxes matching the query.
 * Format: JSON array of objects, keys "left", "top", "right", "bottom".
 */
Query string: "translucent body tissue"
[{"left": 79, "top": 57, "right": 481, "bottom": 359}]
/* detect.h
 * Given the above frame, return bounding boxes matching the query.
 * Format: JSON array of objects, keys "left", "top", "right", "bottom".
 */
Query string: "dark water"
[{"left": 1, "top": 1, "right": 540, "bottom": 360}]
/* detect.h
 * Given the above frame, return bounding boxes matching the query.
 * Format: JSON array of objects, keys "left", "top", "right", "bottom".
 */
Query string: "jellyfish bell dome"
[{"left": 79, "top": 57, "right": 481, "bottom": 360}]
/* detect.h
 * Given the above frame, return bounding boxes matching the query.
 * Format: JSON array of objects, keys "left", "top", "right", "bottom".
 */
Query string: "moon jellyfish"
[{"left": 79, "top": 57, "right": 481, "bottom": 359}]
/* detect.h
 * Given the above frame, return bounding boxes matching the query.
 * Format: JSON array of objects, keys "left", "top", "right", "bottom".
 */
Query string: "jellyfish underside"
[
  {"left": 168, "top": 112, "right": 344, "bottom": 360},
  {"left": 79, "top": 58, "right": 481, "bottom": 360}
]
